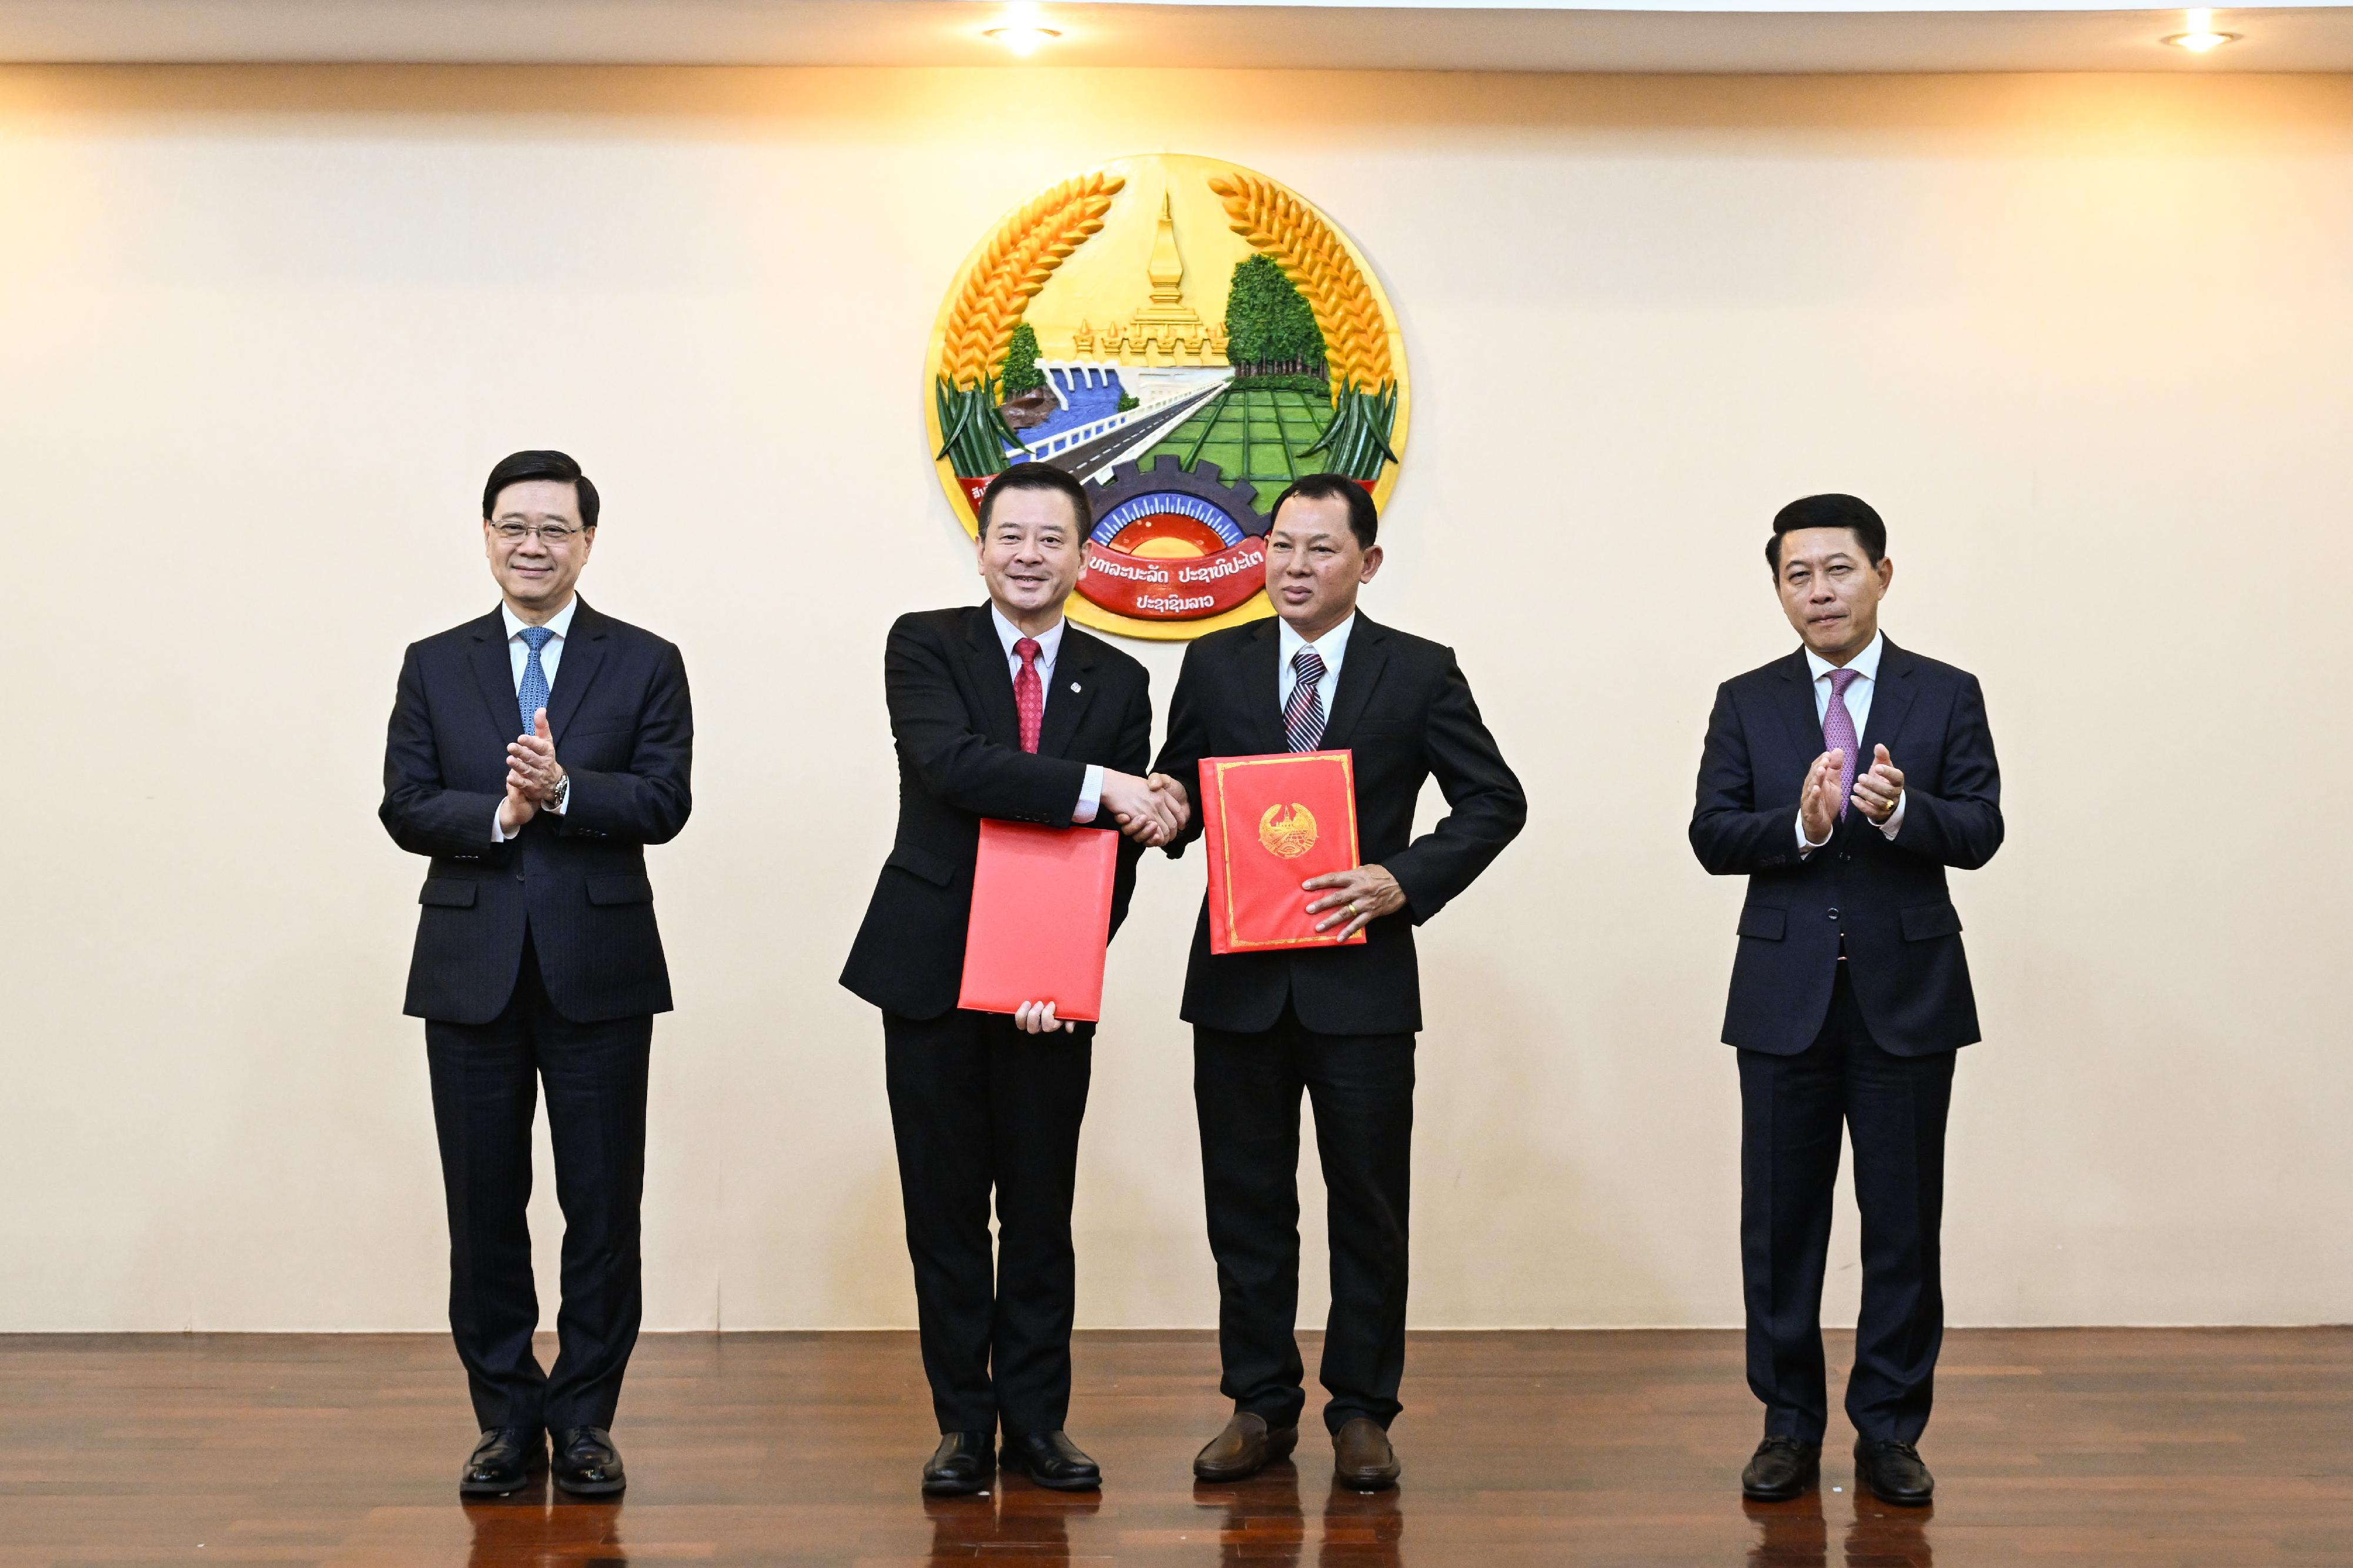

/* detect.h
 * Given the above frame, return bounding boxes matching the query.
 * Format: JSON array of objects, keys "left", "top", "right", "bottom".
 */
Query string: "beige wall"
[{"left": 2, "top": 64, "right": 2348, "bottom": 1333}]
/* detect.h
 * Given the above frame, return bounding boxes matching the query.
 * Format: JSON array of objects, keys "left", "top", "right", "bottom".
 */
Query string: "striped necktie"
[{"left": 1285, "top": 647, "right": 1327, "bottom": 752}]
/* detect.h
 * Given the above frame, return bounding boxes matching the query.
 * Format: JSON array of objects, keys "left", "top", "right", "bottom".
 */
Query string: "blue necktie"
[{"left": 517, "top": 626, "right": 555, "bottom": 736}]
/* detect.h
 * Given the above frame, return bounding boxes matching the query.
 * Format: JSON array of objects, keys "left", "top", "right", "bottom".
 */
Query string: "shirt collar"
[
  {"left": 990, "top": 603, "right": 1065, "bottom": 664},
  {"left": 502, "top": 596, "right": 578, "bottom": 642},
  {"left": 1805, "top": 629, "right": 1884, "bottom": 685},
  {"left": 1278, "top": 610, "right": 1358, "bottom": 671}
]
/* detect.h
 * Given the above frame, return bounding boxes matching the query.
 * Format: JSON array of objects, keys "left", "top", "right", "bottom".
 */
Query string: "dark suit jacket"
[
  {"left": 1152, "top": 613, "right": 1525, "bottom": 1037},
  {"left": 1689, "top": 638, "right": 2002, "bottom": 1057},
  {"left": 381, "top": 599, "right": 693, "bottom": 1025},
  {"left": 839, "top": 604, "right": 1154, "bottom": 1025}
]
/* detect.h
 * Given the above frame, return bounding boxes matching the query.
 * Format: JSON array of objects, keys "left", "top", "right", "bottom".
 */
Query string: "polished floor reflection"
[{"left": 2, "top": 1327, "right": 2347, "bottom": 1564}]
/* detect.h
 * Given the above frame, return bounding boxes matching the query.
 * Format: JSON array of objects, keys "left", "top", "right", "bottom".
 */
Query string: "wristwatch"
[{"left": 549, "top": 773, "right": 571, "bottom": 815}]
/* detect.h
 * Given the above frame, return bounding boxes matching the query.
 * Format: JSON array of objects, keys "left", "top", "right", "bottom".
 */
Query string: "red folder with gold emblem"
[
  {"left": 957, "top": 820, "right": 1118, "bottom": 1022},
  {"left": 1201, "top": 750, "right": 1367, "bottom": 955}
]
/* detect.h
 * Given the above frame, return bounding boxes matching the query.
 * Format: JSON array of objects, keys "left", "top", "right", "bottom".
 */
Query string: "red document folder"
[
  {"left": 1201, "top": 750, "right": 1367, "bottom": 955},
  {"left": 956, "top": 820, "right": 1118, "bottom": 1022}
]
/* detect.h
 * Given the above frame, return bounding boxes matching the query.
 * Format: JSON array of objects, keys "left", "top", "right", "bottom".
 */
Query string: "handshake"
[{"left": 1100, "top": 770, "right": 1191, "bottom": 848}]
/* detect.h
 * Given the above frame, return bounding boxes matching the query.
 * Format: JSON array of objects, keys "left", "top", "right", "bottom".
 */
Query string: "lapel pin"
[{"left": 1070, "top": 682, "right": 1082, "bottom": 693}]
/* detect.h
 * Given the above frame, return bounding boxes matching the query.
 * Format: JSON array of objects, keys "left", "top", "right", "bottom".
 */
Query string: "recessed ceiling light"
[
  {"left": 983, "top": 25, "right": 1061, "bottom": 56},
  {"left": 2163, "top": 8, "right": 2240, "bottom": 51}
]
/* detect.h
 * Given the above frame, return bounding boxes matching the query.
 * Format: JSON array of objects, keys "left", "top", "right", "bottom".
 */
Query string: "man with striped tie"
[
  {"left": 1689, "top": 493, "right": 2003, "bottom": 1508},
  {"left": 1151, "top": 473, "right": 1525, "bottom": 1490},
  {"left": 381, "top": 449, "right": 693, "bottom": 1499}
]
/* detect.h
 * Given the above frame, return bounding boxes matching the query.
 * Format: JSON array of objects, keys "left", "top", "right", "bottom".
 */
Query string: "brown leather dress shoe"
[
  {"left": 1192, "top": 1412, "right": 1299, "bottom": 1482},
  {"left": 1332, "top": 1417, "right": 1401, "bottom": 1491}
]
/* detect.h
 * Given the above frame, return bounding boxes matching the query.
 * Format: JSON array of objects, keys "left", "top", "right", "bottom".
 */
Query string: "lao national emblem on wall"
[{"left": 923, "top": 155, "right": 1411, "bottom": 641}]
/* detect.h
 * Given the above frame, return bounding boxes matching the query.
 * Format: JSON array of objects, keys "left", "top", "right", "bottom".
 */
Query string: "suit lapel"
[
  {"left": 963, "top": 604, "right": 1024, "bottom": 748},
  {"left": 1858, "top": 638, "right": 1918, "bottom": 763},
  {"left": 469, "top": 608, "right": 522, "bottom": 742},
  {"left": 1245, "top": 620, "right": 1288, "bottom": 755},
  {"left": 1318, "top": 615, "right": 1389, "bottom": 752},
  {"left": 544, "top": 598, "right": 609, "bottom": 745},
  {"left": 1037, "top": 628, "right": 1099, "bottom": 760},
  {"left": 1774, "top": 648, "right": 1823, "bottom": 766}
]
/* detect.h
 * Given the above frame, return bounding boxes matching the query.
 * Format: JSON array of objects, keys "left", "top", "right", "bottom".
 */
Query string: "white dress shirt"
[
  {"left": 489, "top": 596, "right": 576, "bottom": 842},
  {"left": 1798, "top": 629, "right": 1906, "bottom": 853},
  {"left": 990, "top": 605, "right": 1102, "bottom": 823},
  {"left": 1277, "top": 611, "right": 1357, "bottom": 720}
]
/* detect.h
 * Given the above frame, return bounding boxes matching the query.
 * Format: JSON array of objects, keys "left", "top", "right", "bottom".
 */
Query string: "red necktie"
[{"left": 1014, "top": 637, "right": 1044, "bottom": 754}]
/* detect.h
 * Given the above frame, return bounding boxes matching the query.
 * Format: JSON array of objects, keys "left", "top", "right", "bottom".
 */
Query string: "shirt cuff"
[
  {"left": 492, "top": 802, "right": 513, "bottom": 843},
  {"left": 1073, "top": 764, "right": 1104, "bottom": 825},
  {"left": 1877, "top": 792, "right": 1907, "bottom": 839},
  {"left": 1797, "top": 808, "right": 1829, "bottom": 855}
]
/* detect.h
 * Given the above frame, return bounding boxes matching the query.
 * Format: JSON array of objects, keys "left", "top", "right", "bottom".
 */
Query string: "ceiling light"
[
  {"left": 984, "top": 25, "right": 1061, "bottom": 56},
  {"left": 2163, "top": 8, "right": 2239, "bottom": 51}
]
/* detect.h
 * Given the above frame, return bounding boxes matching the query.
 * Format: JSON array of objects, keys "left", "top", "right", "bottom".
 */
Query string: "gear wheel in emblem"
[{"left": 1075, "top": 459, "right": 1272, "bottom": 622}]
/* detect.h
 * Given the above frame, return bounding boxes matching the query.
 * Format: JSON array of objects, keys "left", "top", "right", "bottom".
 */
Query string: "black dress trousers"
[
  {"left": 425, "top": 932, "right": 652, "bottom": 1435},
  {"left": 1738, "top": 962, "right": 1955, "bottom": 1444},
  {"left": 1194, "top": 1001, "right": 1417, "bottom": 1435},
  {"left": 884, "top": 1007, "right": 1093, "bottom": 1438}
]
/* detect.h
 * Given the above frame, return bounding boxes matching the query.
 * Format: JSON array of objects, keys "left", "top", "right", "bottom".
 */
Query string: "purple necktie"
[{"left": 1823, "top": 667, "right": 1862, "bottom": 819}]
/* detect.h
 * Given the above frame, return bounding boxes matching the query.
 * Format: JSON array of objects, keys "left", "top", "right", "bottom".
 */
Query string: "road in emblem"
[{"left": 923, "top": 155, "right": 1411, "bottom": 641}]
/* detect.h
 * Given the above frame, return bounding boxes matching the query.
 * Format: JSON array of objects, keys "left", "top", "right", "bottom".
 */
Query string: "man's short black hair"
[
  {"left": 1768, "top": 493, "right": 1884, "bottom": 572},
  {"left": 977, "top": 463, "right": 1093, "bottom": 535},
  {"left": 484, "top": 449, "right": 599, "bottom": 530},
  {"left": 1269, "top": 473, "right": 1378, "bottom": 550}
]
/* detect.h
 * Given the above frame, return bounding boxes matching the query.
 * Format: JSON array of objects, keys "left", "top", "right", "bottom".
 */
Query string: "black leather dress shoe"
[
  {"left": 459, "top": 1427, "right": 545, "bottom": 1497},
  {"left": 1193, "top": 1412, "right": 1299, "bottom": 1482},
  {"left": 999, "top": 1430, "right": 1102, "bottom": 1491},
  {"left": 1332, "top": 1418, "right": 1401, "bottom": 1492},
  {"left": 1740, "top": 1435, "right": 1821, "bottom": 1500},
  {"left": 551, "top": 1426, "right": 626, "bottom": 1496},
  {"left": 1853, "top": 1437, "right": 1934, "bottom": 1506},
  {"left": 922, "top": 1432, "right": 996, "bottom": 1496}
]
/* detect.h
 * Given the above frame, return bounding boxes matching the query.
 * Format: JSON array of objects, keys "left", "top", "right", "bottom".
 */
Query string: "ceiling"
[{"left": 0, "top": 0, "right": 2345, "bottom": 73}]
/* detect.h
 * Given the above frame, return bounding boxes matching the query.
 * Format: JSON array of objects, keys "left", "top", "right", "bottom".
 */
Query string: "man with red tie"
[
  {"left": 841, "top": 464, "right": 1184, "bottom": 1497},
  {"left": 1689, "top": 493, "right": 2004, "bottom": 1507}
]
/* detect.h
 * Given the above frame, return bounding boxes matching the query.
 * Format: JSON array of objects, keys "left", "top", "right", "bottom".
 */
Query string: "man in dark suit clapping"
[
  {"left": 1690, "top": 493, "right": 2003, "bottom": 1509},
  {"left": 841, "top": 464, "right": 1183, "bottom": 1497},
  {"left": 1152, "top": 475, "right": 1525, "bottom": 1491},
  {"left": 381, "top": 450, "right": 691, "bottom": 1499}
]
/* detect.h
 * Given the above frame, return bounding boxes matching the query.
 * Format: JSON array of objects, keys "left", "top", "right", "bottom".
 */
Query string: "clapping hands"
[
  {"left": 496, "top": 709, "right": 565, "bottom": 834},
  {"left": 1853, "top": 744, "right": 1904, "bottom": 823},
  {"left": 1103, "top": 770, "right": 1190, "bottom": 848},
  {"left": 1799, "top": 748, "right": 1845, "bottom": 846}
]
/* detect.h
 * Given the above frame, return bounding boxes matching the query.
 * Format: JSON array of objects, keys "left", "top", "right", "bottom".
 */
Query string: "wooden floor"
[{"left": 2, "top": 1328, "right": 2348, "bottom": 1566}]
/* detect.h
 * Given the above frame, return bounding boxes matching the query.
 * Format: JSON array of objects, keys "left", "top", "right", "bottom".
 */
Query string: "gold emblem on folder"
[{"left": 1258, "top": 803, "right": 1319, "bottom": 859}]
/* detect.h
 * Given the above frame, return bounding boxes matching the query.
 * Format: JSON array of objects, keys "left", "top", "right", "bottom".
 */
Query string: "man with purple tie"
[{"left": 1689, "top": 494, "right": 2004, "bottom": 1509}]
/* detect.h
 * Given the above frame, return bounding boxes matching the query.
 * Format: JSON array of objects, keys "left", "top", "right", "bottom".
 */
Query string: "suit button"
[
  {"left": 516, "top": 873, "right": 525, "bottom": 883},
  {"left": 1827, "top": 908, "right": 1841, "bottom": 921}
]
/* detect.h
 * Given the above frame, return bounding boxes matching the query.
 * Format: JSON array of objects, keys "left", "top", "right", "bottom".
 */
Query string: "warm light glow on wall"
[{"left": 2162, "top": 8, "right": 2241, "bottom": 52}]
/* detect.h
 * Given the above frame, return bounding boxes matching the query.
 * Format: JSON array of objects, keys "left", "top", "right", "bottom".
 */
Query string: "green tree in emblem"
[
  {"left": 1224, "top": 254, "right": 1328, "bottom": 386},
  {"left": 998, "top": 322, "right": 1046, "bottom": 397}
]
